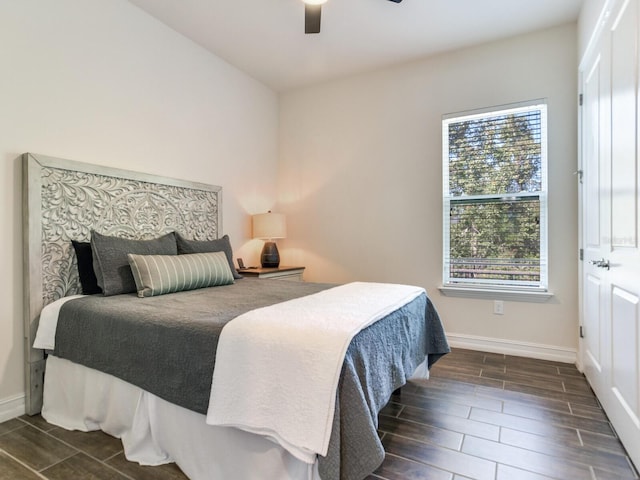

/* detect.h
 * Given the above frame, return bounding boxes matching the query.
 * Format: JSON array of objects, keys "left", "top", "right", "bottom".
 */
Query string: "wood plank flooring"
[
  {"left": 372, "top": 348, "right": 638, "bottom": 480},
  {"left": 0, "top": 348, "right": 637, "bottom": 479}
]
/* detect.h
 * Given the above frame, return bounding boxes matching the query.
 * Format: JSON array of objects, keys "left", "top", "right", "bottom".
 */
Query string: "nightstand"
[{"left": 238, "top": 266, "right": 305, "bottom": 281}]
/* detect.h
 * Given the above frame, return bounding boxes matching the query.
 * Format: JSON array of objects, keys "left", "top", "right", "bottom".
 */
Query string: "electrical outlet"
[{"left": 493, "top": 300, "right": 504, "bottom": 315}]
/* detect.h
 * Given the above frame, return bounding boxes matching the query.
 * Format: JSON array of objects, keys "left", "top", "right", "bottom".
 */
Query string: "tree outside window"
[{"left": 443, "top": 102, "right": 548, "bottom": 290}]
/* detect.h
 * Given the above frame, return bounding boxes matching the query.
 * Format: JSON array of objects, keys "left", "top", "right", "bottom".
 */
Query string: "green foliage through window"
[{"left": 443, "top": 103, "right": 547, "bottom": 289}]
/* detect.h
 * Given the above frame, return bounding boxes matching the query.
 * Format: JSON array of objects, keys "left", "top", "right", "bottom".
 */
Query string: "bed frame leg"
[{"left": 26, "top": 359, "right": 45, "bottom": 415}]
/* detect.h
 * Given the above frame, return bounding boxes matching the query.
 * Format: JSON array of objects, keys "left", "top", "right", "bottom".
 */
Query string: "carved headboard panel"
[{"left": 22, "top": 153, "right": 222, "bottom": 414}]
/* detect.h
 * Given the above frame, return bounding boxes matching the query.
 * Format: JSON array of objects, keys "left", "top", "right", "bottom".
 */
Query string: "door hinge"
[
  {"left": 579, "top": 93, "right": 584, "bottom": 106},
  {"left": 579, "top": 248, "right": 584, "bottom": 261},
  {"left": 580, "top": 326, "right": 585, "bottom": 338}
]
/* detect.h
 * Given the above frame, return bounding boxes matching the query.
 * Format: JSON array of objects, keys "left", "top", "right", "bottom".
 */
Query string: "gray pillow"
[
  {"left": 91, "top": 231, "right": 177, "bottom": 296},
  {"left": 176, "top": 232, "right": 242, "bottom": 279},
  {"left": 128, "top": 251, "right": 234, "bottom": 298}
]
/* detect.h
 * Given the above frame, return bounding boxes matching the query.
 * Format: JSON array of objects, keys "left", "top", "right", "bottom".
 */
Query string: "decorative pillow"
[
  {"left": 176, "top": 232, "right": 242, "bottom": 279},
  {"left": 91, "top": 231, "right": 177, "bottom": 296},
  {"left": 71, "top": 241, "right": 102, "bottom": 295},
  {"left": 128, "top": 251, "right": 234, "bottom": 298}
]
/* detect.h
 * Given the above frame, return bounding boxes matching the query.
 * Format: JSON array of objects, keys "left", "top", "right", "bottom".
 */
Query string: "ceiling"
[{"left": 128, "top": 0, "right": 585, "bottom": 92}]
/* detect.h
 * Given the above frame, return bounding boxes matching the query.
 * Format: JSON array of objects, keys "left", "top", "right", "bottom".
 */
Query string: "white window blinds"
[{"left": 443, "top": 102, "right": 548, "bottom": 290}]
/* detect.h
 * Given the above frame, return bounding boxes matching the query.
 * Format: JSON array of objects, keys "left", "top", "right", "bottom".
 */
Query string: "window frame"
[{"left": 441, "top": 100, "right": 550, "bottom": 299}]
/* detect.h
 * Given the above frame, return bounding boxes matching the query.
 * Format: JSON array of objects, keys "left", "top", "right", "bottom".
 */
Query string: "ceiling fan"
[{"left": 303, "top": 0, "right": 403, "bottom": 34}]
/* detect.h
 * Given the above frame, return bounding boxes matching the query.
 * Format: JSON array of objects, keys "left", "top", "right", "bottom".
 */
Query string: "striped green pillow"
[{"left": 127, "top": 251, "right": 234, "bottom": 298}]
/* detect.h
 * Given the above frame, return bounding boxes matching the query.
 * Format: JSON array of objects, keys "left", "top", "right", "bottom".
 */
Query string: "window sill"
[{"left": 438, "top": 285, "right": 554, "bottom": 303}]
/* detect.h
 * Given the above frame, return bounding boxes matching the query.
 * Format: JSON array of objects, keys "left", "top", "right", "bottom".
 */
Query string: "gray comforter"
[{"left": 53, "top": 278, "right": 449, "bottom": 480}]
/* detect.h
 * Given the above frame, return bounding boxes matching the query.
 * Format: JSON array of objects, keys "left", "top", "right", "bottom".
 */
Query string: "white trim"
[
  {"left": 447, "top": 333, "right": 577, "bottom": 364},
  {"left": 0, "top": 394, "right": 25, "bottom": 422},
  {"left": 438, "top": 285, "right": 553, "bottom": 302},
  {"left": 442, "top": 102, "right": 549, "bottom": 291},
  {"left": 579, "top": 0, "right": 615, "bottom": 71}
]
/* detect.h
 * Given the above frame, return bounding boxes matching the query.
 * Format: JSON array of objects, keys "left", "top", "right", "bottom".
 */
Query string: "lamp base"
[{"left": 261, "top": 241, "right": 280, "bottom": 268}]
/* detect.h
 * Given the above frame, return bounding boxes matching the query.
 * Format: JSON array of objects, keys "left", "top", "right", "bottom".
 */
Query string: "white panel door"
[
  {"left": 581, "top": 0, "right": 640, "bottom": 469},
  {"left": 606, "top": 0, "right": 640, "bottom": 463},
  {"left": 581, "top": 30, "right": 611, "bottom": 402}
]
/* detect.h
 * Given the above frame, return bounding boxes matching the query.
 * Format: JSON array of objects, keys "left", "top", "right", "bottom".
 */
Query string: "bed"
[{"left": 22, "top": 153, "right": 449, "bottom": 480}]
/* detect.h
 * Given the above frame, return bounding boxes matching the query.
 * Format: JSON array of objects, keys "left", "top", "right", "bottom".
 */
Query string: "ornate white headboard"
[{"left": 22, "top": 153, "right": 223, "bottom": 414}]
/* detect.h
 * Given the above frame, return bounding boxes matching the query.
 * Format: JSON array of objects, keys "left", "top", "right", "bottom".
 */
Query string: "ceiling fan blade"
[
  {"left": 387, "top": 0, "right": 403, "bottom": 2},
  {"left": 305, "top": 4, "right": 322, "bottom": 34}
]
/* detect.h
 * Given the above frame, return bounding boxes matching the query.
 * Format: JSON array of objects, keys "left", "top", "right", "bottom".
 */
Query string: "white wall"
[
  {"left": 279, "top": 24, "right": 579, "bottom": 359},
  {"left": 0, "top": 0, "right": 278, "bottom": 419}
]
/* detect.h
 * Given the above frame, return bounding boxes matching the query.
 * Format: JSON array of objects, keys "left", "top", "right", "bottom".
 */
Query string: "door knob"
[{"left": 590, "top": 258, "right": 610, "bottom": 270}]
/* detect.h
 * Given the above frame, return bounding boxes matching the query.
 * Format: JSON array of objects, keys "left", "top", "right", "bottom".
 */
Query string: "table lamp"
[{"left": 252, "top": 211, "right": 286, "bottom": 268}]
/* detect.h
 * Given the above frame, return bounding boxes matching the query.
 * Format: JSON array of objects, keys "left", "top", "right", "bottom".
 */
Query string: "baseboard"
[
  {"left": 447, "top": 333, "right": 577, "bottom": 364},
  {"left": 0, "top": 394, "right": 25, "bottom": 423}
]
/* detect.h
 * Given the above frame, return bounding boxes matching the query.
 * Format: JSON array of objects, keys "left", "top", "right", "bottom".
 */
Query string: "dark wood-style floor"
[{"left": 0, "top": 348, "right": 637, "bottom": 480}]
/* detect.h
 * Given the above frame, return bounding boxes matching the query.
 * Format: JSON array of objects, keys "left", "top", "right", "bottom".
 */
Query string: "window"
[{"left": 442, "top": 101, "right": 548, "bottom": 293}]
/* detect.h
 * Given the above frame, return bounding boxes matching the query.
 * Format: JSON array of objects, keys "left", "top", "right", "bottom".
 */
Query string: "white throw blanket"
[{"left": 206, "top": 281, "right": 425, "bottom": 463}]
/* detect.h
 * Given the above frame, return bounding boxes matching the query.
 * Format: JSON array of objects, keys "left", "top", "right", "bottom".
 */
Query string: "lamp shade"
[{"left": 252, "top": 212, "right": 286, "bottom": 240}]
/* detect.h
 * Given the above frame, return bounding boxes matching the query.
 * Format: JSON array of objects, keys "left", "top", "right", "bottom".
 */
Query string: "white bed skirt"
[{"left": 42, "top": 356, "right": 319, "bottom": 480}]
